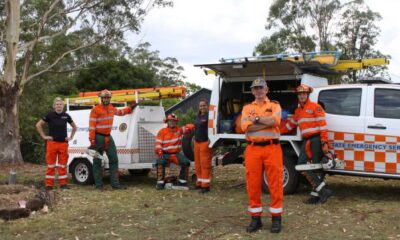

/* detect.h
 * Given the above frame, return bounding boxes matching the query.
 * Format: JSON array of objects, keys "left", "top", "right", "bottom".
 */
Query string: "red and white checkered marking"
[{"left": 329, "top": 131, "right": 400, "bottom": 174}]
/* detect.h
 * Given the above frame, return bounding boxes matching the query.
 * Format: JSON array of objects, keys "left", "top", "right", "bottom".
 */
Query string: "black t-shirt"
[
  {"left": 194, "top": 113, "right": 208, "bottom": 142},
  {"left": 42, "top": 112, "right": 73, "bottom": 142}
]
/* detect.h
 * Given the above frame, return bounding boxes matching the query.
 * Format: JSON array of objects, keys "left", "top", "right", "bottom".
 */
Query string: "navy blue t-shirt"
[
  {"left": 194, "top": 113, "right": 208, "bottom": 142},
  {"left": 42, "top": 112, "right": 73, "bottom": 142}
]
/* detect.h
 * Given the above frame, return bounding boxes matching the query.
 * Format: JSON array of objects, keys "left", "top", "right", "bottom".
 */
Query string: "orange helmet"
[
  {"left": 295, "top": 84, "right": 313, "bottom": 94},
  {"left": 164, "top": 113, "right": 179, "bottom": 123},
  {"left": 99, "top": 89, "right": 112, "bottom": 98}
]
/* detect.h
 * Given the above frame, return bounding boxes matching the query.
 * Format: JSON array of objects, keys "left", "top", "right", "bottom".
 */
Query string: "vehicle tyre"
[
  {"left": 70, "top": 159, "right": 94, "bottom": 185},
  {"left": 128, "top": 169, "right": 151, "bottom": 176},
  {"left": 182, "top": 132, "right": 194, "bottom": 161},
  {"left": 262, "top": 154, "right": 299, "bottom": 195}
]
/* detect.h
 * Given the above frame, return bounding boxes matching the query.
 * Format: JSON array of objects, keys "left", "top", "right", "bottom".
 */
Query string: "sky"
[{"left": 129, "top": 0, "right": 400, "bottom": 89}]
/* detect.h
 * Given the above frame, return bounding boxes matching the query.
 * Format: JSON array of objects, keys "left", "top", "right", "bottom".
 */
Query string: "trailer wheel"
[
  {"left": 70, "top": 159, "right": 94, "bottom": 185},
  {"left": 128, "top": 169, "right": 151, "bottom": 176},
  {"left": 262, "top": 154, "right": 299, "bottom": 195},
  {"left": 182, "top": 132, "right": 194, "bottom": 161}
]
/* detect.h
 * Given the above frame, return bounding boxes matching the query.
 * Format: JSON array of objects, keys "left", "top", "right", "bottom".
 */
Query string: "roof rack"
[
  {"left": 220, "top": 51, "right": 342, "bottom": 67},
  {"left": 357, "top": 77, "right": 392, "bottom": 84}
]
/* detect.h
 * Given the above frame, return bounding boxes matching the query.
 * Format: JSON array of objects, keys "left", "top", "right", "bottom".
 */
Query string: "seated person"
[{"left": 154, "top": 113, "right": 194, "bottom": 190}]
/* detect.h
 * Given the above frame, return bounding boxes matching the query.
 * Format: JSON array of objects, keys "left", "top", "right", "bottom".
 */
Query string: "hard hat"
[
  {"left": 164, "top": 113, "right": 179, "bottom": 123},
  {"left": 250, "top": 77, "right": 268, "bottom": 88},
  {"left": 295, "top": 84, "right": 313, "bottom": 94},
  {"left": 99, "top": 89, "right": 112, "bottom": 98}
]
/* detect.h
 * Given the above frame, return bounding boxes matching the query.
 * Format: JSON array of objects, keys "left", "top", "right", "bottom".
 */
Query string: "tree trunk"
[
  {"left": 0, "top": 0, "right": 23, "bottom": 163},
  {"left": 0, "top": 83, "right": 23, "bottom": 163}
]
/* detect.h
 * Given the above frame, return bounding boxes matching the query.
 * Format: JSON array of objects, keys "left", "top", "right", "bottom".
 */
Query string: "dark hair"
[
  {"left": 198, "top": 98, "right": 209, "bottom": 114},
  {"left": 199, "top": 98, "right": 208, "bottom": 104}
]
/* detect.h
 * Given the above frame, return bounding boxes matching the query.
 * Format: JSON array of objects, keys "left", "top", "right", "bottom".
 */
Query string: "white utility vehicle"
[{"left": 194, "top": 52, "right": 398, "bottom": 194}]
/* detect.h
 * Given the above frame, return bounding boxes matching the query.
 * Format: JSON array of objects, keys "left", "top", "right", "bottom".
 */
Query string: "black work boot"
[
  {"left": 190, "top": 185, "right": 202, "bottom": 190},
  {"left": 246, "top": 216, "right": 262, "bottom": 233},
  {"left": 318, "top": 187, "right": 333, "bottom": 204},
  {"left": 176, "top": 179, "right": 188, "bottom": 187},
  {"left": 155, "top": 182, "right": 165, "bottom": 190},
  {"left": 304, "top": 191, "right": 320, "bottom": 204},
  {"left": 270, "top": 216, "right": 282, "bottom": 233},
  {"left": 156, "top": 164, "right": 166, "bottom": 190},
  {"left": 200, "top": 187, "right": 210, "bottom": 194},
  {"left": 112, "top": 185, "right": 127, "bottom": 190}
]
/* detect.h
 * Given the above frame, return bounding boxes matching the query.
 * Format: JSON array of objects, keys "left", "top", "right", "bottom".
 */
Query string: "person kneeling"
[{"left": 154, "top": 113, "right": 193, "bottom": 190}]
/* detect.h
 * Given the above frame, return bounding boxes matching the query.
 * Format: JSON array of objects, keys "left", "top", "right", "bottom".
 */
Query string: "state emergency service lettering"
[{"left": 329, "top": 131, "right": 400, "bottom": 173}]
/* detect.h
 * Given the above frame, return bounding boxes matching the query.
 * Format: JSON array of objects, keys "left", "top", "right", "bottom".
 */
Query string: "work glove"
[
  {"left": 131, "top": 102, "right": 138, "bottom": 110},
  {"left": 183, "top": 124, "right": 195, "bottom": 136},
  {"left": 155, "top": 149, "right": 163, "bottom": 159},
  {"left": 89, "top": 139, "right": 96, "bottom": 150}
]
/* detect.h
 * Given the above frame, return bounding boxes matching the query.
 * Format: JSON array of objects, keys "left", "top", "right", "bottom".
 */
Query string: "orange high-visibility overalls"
[
  {"left": 194, "top": 113, "right": 213, "bottom": 188},
  {"left": 281, "top": 99, "right": 328, "bottom": 190},
  {"left": 241, "top": 98, "right": 283, "bottom": 217},
  {"left": 155, "top": 126, "right": 191, "bottom": 184}
]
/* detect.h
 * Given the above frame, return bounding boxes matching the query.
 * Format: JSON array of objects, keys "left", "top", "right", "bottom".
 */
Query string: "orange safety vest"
[
  {"left": 89, "top": 104, "right": 132, "bottom": 140},
  {"left": 155, "top": 126, "right": 184, "bottom": 154},
  {"left": 283, "top": 99, "right": 328, "bottom": 142},
  {"left": 241, "top": 98, "right": 281, "bottom": 142}
]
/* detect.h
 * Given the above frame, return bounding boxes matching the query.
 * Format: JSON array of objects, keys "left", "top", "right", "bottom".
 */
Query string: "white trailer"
[
  {"left": 65, "top": 87, "right": 187, "bottom": 184},
  {"left": 66, "top": 105, "right": 166, "bottom": 184}
]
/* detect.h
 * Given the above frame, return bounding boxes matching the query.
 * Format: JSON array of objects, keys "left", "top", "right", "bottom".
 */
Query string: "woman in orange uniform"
[{"left": 192, "top": 99, "right": 213, "bottom": 193}]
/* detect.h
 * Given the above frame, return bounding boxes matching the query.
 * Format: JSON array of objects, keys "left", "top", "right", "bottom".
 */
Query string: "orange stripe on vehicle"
[
  {"left": 375, "top": 135, "right": 386, "bottom": 142},
  {"left": 375, "top": 152, "right": 385, "bottom": 162},
  {"left": 334, "top": 132, "right": 344, "bottom": 141},
  {"left": 364, "top": 162, "right": 374, "bottom": 171},
  {"left": 386, "top": 163, "right": 397, "bottom": 173},
  {"left": 354, "top": 151, "right": 364, "bottom": 161},
  {"left": 209, "top": 105, "right": 215, "bottom": 111},
  {"left": 345, "top": 160, "right": 354, "bottom": 170},
  {"left": 354, "top": 134, "right": 364, "bottom": 141},
  {"left": 208, "top": 120, "right": 214, "bottom": 128}
]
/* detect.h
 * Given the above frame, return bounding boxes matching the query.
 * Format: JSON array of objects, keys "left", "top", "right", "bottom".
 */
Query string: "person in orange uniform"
[
  {"left": 89, "top": 89, "right": 137, "bottom": 190},
  {"left": 36, "top": 97, "right": 77, "bottom": 190},
  {"left": 191, "top": 99, "right": 213, "bottom": 193},
  {"left": 281, "top": 84, "right": 332, "bottom": 204},
  {"left": 155, "top": 113, "right": 193, "bottom": 190},
  {"left": 241, "top": 77, "right": 283, "bottom": 234}
]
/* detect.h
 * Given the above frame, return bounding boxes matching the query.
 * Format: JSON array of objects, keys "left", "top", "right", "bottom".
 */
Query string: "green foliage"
[
  {"left": 128, "top": 42, "right": 201, "bottom": 95},
  {"left": 75, "top": 59, "right": 156, "bottom": 91},
  {"left": 255, "top": 0, "right": 387, "bottom": 81},
  {"left": 174, "top": 108, "right": 197, "bottom": 126}
]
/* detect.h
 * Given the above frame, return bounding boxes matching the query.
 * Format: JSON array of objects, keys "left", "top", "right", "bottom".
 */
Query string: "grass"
[{"left": 1, "top": 164, "right": 400, "bottom": 239}]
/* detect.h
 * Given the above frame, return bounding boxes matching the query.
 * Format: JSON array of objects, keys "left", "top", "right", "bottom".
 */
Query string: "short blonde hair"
[{"left": 53, "top": 97, "right": 64, "bottom": 108}]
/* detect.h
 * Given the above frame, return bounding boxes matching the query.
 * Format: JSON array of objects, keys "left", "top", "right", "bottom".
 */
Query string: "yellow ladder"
[
  {"left": 66, "top": 86, "right": 186, "bottom": 106},
  {"left": 202, "top": 57, "right": 389, "bottom": 75},
  {"left": 332, "top": 58, "right": 389, "bottom": 71}
]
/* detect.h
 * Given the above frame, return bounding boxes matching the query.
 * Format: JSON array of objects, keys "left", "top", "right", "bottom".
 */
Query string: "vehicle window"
[
  {"left": 374, "top": 88, "right": 400, "bottom": 119},
  {"left": 318, "top": 88, "right": 362, "bottom": 116}
]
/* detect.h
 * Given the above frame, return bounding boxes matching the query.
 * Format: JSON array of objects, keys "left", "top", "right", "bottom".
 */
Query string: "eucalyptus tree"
[{"left": 0, "top": 0, "right": 172, "bottom": 163}]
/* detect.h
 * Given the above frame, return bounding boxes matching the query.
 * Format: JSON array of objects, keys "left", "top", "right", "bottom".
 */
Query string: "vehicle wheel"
[
  {"left": 70, "top": 159, "right": 94, "bottom": 185},
  {"left": 182, "top": 132, "right": 194, "bottom": 161},
  {"left": 128, "top": 169, "right": 151, "bottom": 176},
  {"left": 262, "top": 154, "right": 299, "bottom": 195}
]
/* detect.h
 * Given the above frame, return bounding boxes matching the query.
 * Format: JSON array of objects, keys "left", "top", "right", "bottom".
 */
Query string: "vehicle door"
[
  {"left": 364, "top": 86, "right": 400, "bottom": 174},
  {"left": 317, "top": 86, "right": 366, "bottom": 171}
]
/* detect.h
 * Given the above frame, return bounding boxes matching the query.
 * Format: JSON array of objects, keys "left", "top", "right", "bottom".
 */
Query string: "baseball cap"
[{"left": 250, "top": 77, "right": 267, "bottom": 88}]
